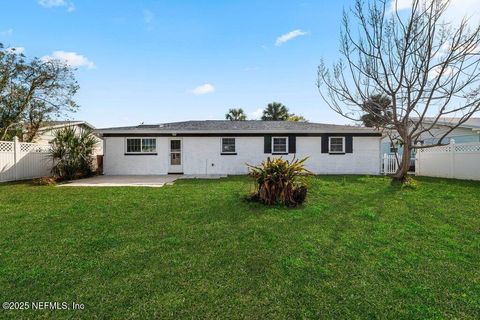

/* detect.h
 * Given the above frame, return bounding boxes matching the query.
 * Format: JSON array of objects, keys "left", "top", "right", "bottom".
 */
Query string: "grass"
[{"left": 0, "top": 175, "right": 479, "bottom": 319}]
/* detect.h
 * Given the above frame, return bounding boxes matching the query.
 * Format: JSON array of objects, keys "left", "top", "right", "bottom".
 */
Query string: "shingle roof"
[
  {"left": 39, "top": 120, "right": 95, "bottom": 130},
  {"left": 420, "top": 117, "right": 480, "bottom": 129},
  {"left": 97, "top": 120, "right": 378, "bottom": 134}
]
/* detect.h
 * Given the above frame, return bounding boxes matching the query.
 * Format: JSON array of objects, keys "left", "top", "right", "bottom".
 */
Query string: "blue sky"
[{"left": 0, "top": 0, "right": 477, "bottom": 128}]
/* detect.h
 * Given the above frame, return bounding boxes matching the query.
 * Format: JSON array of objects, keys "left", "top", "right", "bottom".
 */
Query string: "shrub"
[
  {"left": 49, "top": 126, "right": 97, "bottom": 180},
  {"left": 247, "top": 157, "right": 311, "bottom": 207},
  {"left": 31, "top": 176, "right": 57, "bottom": 186},
  {"left": 402, "top": 176, "right": 418, "bottom": 189}
]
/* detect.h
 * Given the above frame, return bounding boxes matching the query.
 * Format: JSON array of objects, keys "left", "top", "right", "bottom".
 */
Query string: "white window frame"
[
  {"left": 328, "top": 136, "right": 345, "bottom": 154},
  {"left": 125, "top": 137, "right": 157, "bottom": 154},
  {"left": 272, "top": 136, "right": 289, "bottom": 154},
  {"left": 221, "top": 137, "right": 236, "bottom": 154}
]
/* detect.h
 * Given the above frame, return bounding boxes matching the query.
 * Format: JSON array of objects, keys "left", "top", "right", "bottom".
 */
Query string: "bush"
[
  {"left": 402, "top": 176, "right": 418, "bottom": 189},
  {"left": 49, "top": 126, "right": 97, "bottom": 180},
  {"left": 247, "top": 157, "right": 311, "bottom": 207},
  {"left": 31, "top": 176, "right": 57, "bottom": 186}
]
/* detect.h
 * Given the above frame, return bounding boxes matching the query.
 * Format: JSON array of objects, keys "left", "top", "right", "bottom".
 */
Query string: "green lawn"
[{"left": 0, "top": 176, "right": 479, "bottom": 319}]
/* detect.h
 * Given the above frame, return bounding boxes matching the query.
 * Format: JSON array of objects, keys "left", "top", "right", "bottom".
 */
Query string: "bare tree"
[{"left": 317, "top": 0, "right": 480, "bottom": 181}]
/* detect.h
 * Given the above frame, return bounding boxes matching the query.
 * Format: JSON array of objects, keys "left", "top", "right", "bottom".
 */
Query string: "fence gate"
[
  {"left": 382, "top": 154, "right": 399, "bottom": 175},
  {"left": 0, "top": 137, "right": 51, "bottom": 182}
]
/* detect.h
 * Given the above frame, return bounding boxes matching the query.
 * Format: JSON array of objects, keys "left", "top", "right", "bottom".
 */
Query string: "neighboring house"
[
  {"left": 34, "top": 120, "right": 103, "bottom": 156},
  {"left": 96, "top": 120, "right": 382, "bottom": 175},
  {"left": 382, "top": 117, "right": 480, "bottom": 156}
]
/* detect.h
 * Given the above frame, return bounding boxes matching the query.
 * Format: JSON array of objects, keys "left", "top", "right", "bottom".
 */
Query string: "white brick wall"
[{"left": 103, "top": 135, "right": 381, "bottom": 175}]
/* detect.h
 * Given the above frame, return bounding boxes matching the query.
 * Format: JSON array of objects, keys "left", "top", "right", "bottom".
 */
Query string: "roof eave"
[
  {"left": 39, "top": 121, "right": 96, "bottom": 131},
  {"left": 96, "top": 129, "right": 380, "bottom": 135}
]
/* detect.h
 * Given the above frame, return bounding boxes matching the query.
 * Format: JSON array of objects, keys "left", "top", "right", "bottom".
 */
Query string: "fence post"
[
  {"left": 383, "top": 154, "right": 387, "bottom": 175},
  {"left": 415, "top": 142, "right": 420, "bottom": 176},
  {"left": 450, "top": 139, "right": 455, "bottom": 178},
  {"left": 13, "top": 136, "right": 20, "bottom": 181}
]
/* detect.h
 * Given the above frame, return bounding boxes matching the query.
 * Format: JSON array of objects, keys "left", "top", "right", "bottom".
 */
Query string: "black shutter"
[
  {"left": 321, "top": 135, "right": 329, "bottom": 153},
  {"left": 346, "top": 135, "right": 353, "bottom": 153},
  {"left": 264, "top": 135, "right": 272, "bottom": 153},
  {"left": 288, "top": 135, "right": 296, "bottom": 153}
]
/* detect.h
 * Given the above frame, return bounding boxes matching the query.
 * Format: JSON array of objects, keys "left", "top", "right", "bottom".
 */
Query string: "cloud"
[
  {"left": 191, "top": 83, "right": 215, "bottom": 95},
  {"left": 0, "top": 28, "right": 13, "bottom": 37},
  {"left": 275, "top": 29, "right": 308, "bottom": 46},
  {"left": 389, "top": 0, "right": 480, "bottom": 23},
  {"left": 249, "top": 108, "right": 263, "bottom": 120},
  {"left": 38, "top": 0, "right": 75, "bottom": 12},
  {"left": 429, "top": 66, "right": 454, "bottom": 79},
  {"left": 41, "top": 51, "right": 95, "bottom": 69},
  {"left": 5, "top": 47, "right": 25, "bottom": 54},
  {"left": 388, "top": 0, "right": 411, "bottom": 13}
]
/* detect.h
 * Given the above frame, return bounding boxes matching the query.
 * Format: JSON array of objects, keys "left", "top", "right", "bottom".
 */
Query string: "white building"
[
  {"left": 97, "top": 120, "right": 382, "bottom": 175},
  {"left": 35, "top": 120, "right": 103, "bottom": 156},
  {"left": 382, "top": 117, "right": 480, "bottom": 155}
]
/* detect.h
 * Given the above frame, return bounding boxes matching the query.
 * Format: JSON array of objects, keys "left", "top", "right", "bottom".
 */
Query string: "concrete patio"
[{"left": 59, "top": 174, "right": 227, "bottom": 187}]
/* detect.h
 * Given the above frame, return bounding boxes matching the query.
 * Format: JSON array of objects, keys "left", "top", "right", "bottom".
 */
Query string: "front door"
[{"left": 169, "top": 138, "right": 183, "bottom": 173}]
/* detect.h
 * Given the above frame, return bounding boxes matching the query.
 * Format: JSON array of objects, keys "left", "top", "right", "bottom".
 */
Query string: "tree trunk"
[{"left": 393, "top": 143, "right": 411, "bottom": 182}]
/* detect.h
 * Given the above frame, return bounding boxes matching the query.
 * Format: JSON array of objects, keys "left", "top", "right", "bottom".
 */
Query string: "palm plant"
[
  {"left": 49, "top": 126, "right": 97, "bottom": 180},
  {"left": 247, "top": 157, "right": 311, "bottom": 207},
  {"left": 261, "top": 102, "right": 290, "bottom": 121},
  {"left": 287, "top": 114, "right": 307, "bottom": 122},
  {"left": 225, "top": 108, "right": 247, "bottom": 121}
]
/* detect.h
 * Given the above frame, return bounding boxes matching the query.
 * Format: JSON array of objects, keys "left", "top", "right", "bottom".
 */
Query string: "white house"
[
  {"left": 382, "top": 117, "right": 480, "bottom": 155},
  {"left": 96, "top": 120, "right": 382, "bottom": 175},
  {"left": 35, "top": 120, "right": 103, "bottom": 155}
]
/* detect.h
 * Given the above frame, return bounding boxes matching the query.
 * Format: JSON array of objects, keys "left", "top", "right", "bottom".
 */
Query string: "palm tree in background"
[
  {"left": 287, "top": 114, "right": 308, "bottom": 122},
  {"left": 261, "top": 102, "right": 290, "bottom": 121},
  {"left": 225, "top": 108, "right": 247, "bottom": 121}
]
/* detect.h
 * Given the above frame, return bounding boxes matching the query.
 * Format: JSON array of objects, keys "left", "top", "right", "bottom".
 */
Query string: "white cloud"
[
  {"left": 429, "top": 66, "right": 454, "bottom": 79},
  {"left": 389, "top": 0, "right": 480, "bottom": 23},
  {"left": 249, "top": 108, "right": 263, "bottom": 120},
  {"left": 275, "top": 29, "right": 308, "bottom": 46},
  {"left": 0, "top": 28, "right": 13, "bottom": 37},
  {"left": 5, "top": 47, "right": 25, "bottom": 54},
  {"left": 41, "top": 51, "right": 95, "bottom": 69},
  {"left": 191, "top": 83, "right": 215, "bottom": 95},
  {"left": 388, "top": 0, "right": 411, "bottom": 13},
  {"left": 38, "top": 0, "right": 75, "bottom": 12}
]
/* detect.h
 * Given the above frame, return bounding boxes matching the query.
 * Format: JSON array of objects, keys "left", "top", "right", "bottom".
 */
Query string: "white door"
[{"left": 168, "top": 138, "right": 183, "bottom": 173}]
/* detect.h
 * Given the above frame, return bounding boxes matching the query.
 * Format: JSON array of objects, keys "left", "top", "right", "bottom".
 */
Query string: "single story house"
[
  {"left": 96, "top": 120, "right": 382, "bottom": 175},
  {"left": 382, "top": 117, "right": 480, "bottom": 155},
  {"left": 35, "top": 120, "right": 103, "bottom": 155}
]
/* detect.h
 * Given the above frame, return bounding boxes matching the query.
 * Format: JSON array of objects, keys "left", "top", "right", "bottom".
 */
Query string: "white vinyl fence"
[
  {"left": 382, "top": 154, "right": 399, "bottom": 174},
  {"left": 0, "top": 137, "right": 52, "bottom": 182},
  {"left": 416, "top": 140, "right": 480, "bottom": 181},
  {"left": 381, "top": 154, "right": 415, "bottom": 175}
]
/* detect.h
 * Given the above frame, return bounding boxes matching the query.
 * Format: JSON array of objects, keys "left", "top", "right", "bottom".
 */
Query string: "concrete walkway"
[{"left": 59, "top": 174, "right": 227, "bottom": 187}]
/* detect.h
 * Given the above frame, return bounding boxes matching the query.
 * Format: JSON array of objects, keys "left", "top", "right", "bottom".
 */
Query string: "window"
[
  {"left": 390, "top": 142, "right": 398, "bottom": 154},
  {"left": 126, "top": 138, "right": 141, "bottom": 153},
  {"left": 170, "top": 140, "right": 181, "bottom": 152},
  {"left": 142, "top": 138, "right": 156, "bottom": 153},
  {"left": 170, "top": 139, "right": 181, "bottom": 165},
  {"left": 221, "top": 138, "right": 236, "bottom": 154},
  {"left": 328, "top": 137, "right": 345, "bottom": 153},
  {"left": 272, "top": 137, "right": 288, "bottom": 153},
  {"left": 126, "top": 138, "right": 157, "bottom": 154}
]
